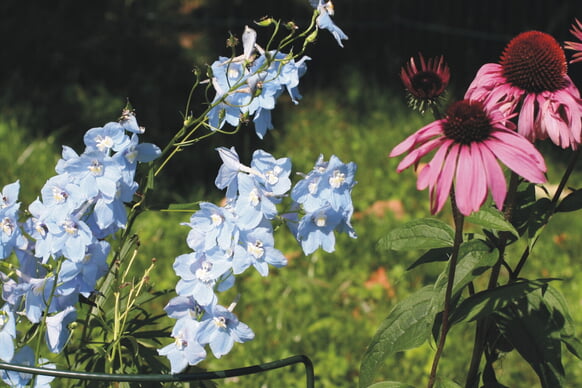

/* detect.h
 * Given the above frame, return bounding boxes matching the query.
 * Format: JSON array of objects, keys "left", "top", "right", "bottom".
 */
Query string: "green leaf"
[
  {"left": 433, "top": 239, "right": 498, "bottom": 301},
  {"left": 360, "top": 286, "right": 437, "bottom": 388},
  {"left": 556, "top": 189, "right": 582, "bottom": 212},
  {"left": 465, "top": 206, "right": 519, "bottom": 237},
  {"left": 449, "top": 278, "right": 554, "bottom": 326},
  {"left": 377, "top": 218, "right": 454, "bottom": 251},
  {"left": 496, "top": 291, "right": 566, "bottom": 388},
  {"left": 407, "top": 247, "right": 453, "bottom": 271},
  {"left": 367, "top": 382, "right": 415, "bottom": 388}
]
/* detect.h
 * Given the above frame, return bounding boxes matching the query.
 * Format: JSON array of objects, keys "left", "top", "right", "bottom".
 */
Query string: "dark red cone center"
[
  {"left": 500, "top": 31, "right": 567, "bottom": 93},
  {"left": 443, "top": 100, "right": 492, "bottom": 144}
]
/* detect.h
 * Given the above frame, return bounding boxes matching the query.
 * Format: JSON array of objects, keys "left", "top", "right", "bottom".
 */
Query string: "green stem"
[
  {"left": 464, "top": 172, "right": 520, "bottom": 387},
  {"left": 427, "top": 191, "right": 464, "bottom": 388}
]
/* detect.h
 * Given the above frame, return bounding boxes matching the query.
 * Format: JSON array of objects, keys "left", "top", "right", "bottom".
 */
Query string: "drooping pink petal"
[
  {"left": 477, "top": 144, "right": 507, "bottom": 210},
  {"left": 417, "top": 138, "right": 452, "bottom": 190},
  {"left": 454, "top": 145, "right": 484, "bottom": 216},
  {"left": 517, "top": 93, "right": 537, "bottom": 141},
  {"left": 432, "top": 143, "right": 458, "bottom": 214},
  {"left": 485, "top": 135, "right": 546, "bottom": 184},
  {"left": 489, "top": 129, "right": 547, "bottom": 171}
]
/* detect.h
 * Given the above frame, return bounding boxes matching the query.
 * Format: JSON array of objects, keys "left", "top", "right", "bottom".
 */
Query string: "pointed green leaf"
[
  {"left": 407, "top": 247, "right": 453, "bottom": 270},
  {"left": 496, "top": 292, "right": 565, "bottom": 388},
  {"left": 449, "top": 279, "right": 554, "bottom": 326},
  {"left": 433, "top": 239, "right": 498, "bottom": 301},
  {"left": 360, "top": 286, "right": 437, "bottom": 387},
  {"left": 556, "top": 189, "right": 582, "bottom": 213},
  {"left": 465, "top": 206, "right": 518, "bottom": 237},
  {"left": 377, "top": 218, "right": 454, "bottom": 251}
]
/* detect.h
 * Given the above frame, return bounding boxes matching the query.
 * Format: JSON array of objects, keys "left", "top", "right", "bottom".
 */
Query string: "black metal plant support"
[{"left": 0, "top": 355, "right": 314, "bottom": 386}]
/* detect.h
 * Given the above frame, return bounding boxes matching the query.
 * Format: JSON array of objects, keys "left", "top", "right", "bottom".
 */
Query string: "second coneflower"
[
  {"left": 401, "top": 53, "right": 450, "bottom": 114},
  {"left": 390, "top": 100, "right": 547, "bottom": 216},
  {"left": 465, "top": 31, "right": 582, "bottom": 149}
]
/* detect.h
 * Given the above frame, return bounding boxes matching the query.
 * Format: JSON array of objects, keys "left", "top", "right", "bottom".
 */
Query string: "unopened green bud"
[
  {"left": 255, "top": 16, "right": 275, "bottom": 27},
  {"left": 226, "top": 34, "right": 239, "bottom": 48},
  {"left": 285, "top": 21, "right": 299, "bottom": 31},
  {"left": 304, "top": 29, "right": 318, "bottom": 47}
]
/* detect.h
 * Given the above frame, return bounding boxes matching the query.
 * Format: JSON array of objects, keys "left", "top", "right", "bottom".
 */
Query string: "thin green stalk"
[{"left": 427, "top": 191, "right": 464, "bottom": 388}]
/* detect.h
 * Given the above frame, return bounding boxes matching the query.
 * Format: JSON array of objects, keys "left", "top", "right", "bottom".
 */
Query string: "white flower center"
[
  {"left": 195, "top": 261, "right": 214, "bottom": 284},
  {"left": 314, "top": 213, "right": 327, "bottom": 228},
  {"left": 329, "top": 169, "right": 346, "bottom": 189},
  {"left": 248, "top": 188, "right": 260, "bottom": 207},
  {"left": 264, "top": 166, "right": 282, "bottom": 185},
  {"left": 210, "top": 213, "right": 223, "bottom": 226},
  {"left": 0, "top": 218, "right": 14, "bottom": 236},
  {"left": 213, "top": 316, "right": 227, "bottom": 328},
  {"left": 95, "top": 135, "right": 114, "bottom": 152},
  {"left": 63, "top": 220, "right": 78, "bottom": 235},
  {"left": 88, "top": 160, "right": 103, "bottom": 176},
  {"left": 247, "top": 240, "right": 264, "bottom": 259},
  {"left": 52, "top": 187, "right": 68, "bottom": 203}
]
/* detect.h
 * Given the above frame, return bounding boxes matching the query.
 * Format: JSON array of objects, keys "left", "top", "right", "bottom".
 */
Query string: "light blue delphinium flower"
[
  {"left": 185, "top": 202, "right": 238, "bottom": 252},
  {"left": 57, "top": 241, "right": 109, "bottom": 297},
  {"left": 60, "top": 150, "right": 122, "bottom": 201},
  {"left": 234, "top": 173, "right": 278, "bottom": 229},
  {"left": 83, "top": 122, "right": 130, "bottom": 154},
  {"left": 119, "top": 109, "right": 145, "bottom": 134},
  {"left": 164, "top": 295, "right": 203, "bottom": 321},
  {"left": 232, "top": 221, "right": 287, "bottom": 276},
  {"left": 208, "top": 58, "right": 251, "bottom": 130},
  {"left": 158, "top": 317, "right": 207, "bottom": 374},
  {"left": 0, "top": 202, "right": 22, "bottom": 260},
  {"left": 45, "top": 305, "right": 76, "bottom": 353},
  {"left": 40, "top": 174, "right": 87, "bottom": 213},
  {"left": 291, "top": 154, "right": 357, "bottom": 212},
  {"left": 46, "top": 215, "right": 94, "bottom": 262},
  {"left": 250, "top": 149, "right": 292, "bottom": 198},
  {"left": 174, "top": 251, "right": 234, "bottom": 306},
  {"left": 296, "top": 205, "right": 344, "bottom": 255},
  {"left": 0, "top": 181, "right": 20, "bottom": 209},
  {"left": 197, "top": 303, "right": 254, "bottom": 359},
  {"left": 0, "top": 305, "right": 16, "bottom": 362},
  {"left": 310, "top": 0, "right": 349, "bottom": 48}
]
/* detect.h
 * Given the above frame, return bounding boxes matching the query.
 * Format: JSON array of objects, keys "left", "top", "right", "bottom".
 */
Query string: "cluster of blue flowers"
[
  {"left": 207, "top": 0, "right": 348, "bottom": 139},
  {"left": 0, "top": 0, "right": 353, "bottom": 383},
  {"left": 159, "top": 146, "right": 357, "bottom": 373},
  {"left": 0, "top": 110, "right": 161, "bottom": 386}
]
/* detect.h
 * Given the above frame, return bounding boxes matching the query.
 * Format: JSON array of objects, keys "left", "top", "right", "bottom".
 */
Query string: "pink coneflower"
[
  {"left": 401, "top": 53, "right": 451, "bottom": 113},
  {"left": 565, "top": 19, "right": 582, "bottom": 64},
  {"left": 390, "top": 100, "right": 547, "bottom": 216},
  {"left": 465, "top": 31, "right": 582, "bottom": 149}
]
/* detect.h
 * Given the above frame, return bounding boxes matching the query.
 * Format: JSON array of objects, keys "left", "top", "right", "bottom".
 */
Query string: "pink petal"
[
  {"left": 390, "top": 121, "right": 443, "bottom": 157},
  {"left": 431, "top": 144, "right": 458, "bottom": 214},
  {"left": 484, "top": 135, "right": 546, "bottom": 183},
  {"left": 417, "top": 138, "right": 453, "bottom": 190},
  {"left": 396, "top": 137, "right": 445, "bottom": 172},
  {"left": 517, "top": 93, "right": 537, "bottom": 141},
  {"left": 454, "top": 145, "right": 486, "bottom": 216},
  {"left": 477, "top": 144, "right": 507, "bottom": 210}
]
